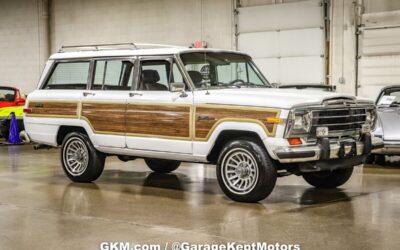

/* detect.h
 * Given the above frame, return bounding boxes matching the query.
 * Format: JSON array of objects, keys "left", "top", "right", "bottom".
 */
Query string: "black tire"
[
  {"left": 61, "top": 132, "right": 105, "bottom": 182},
  {"left": 216, "top": 139, "right": 277, "bottom": 203},
  {"left": 144, "top": 158, "right": 181, "bottom": 173},
  {"left": 374, "top": 154, "right": 386, "bottom": 166},
  {"left": 365, "top": 154, "right": 375, "bottom": 164},
  {"left": 302, "top": 167, "right": 354, "bottom": 188}
]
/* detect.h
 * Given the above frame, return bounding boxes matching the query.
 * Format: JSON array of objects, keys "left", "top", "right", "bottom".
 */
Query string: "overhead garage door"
[
  {"left": 358, "top": 10, "right": 400, "bottom": 99},
  {"left": 237, "top": 0, "right": 326, "bottom": 85}
]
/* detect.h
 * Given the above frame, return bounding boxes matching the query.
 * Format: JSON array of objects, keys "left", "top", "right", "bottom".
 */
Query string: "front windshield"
[
  {"left": 180, "top": 52, "right": 270, "bottom": 89},
  {"left": 377, "top": 88, "right": 400, "bottom": 107},
  {"left": 0, "top": 88, "right": 16, "bottom": 102}
]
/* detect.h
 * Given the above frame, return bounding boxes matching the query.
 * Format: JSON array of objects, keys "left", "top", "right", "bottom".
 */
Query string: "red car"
[{"left": 0, "top": 87, "right": 25, "bottom": 108}]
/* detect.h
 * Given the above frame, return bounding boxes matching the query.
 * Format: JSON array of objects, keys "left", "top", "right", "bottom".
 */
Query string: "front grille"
[{"left": 310, "top": 108, "right": 367, "bottom": 139}]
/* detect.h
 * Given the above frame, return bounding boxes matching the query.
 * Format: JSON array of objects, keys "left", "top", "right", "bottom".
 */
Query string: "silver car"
[{"left": 370, "top": 85, "right": 400, "bottom": 164}]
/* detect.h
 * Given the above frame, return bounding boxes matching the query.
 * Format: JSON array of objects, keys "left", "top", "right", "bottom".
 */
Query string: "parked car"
[
  {"left": 278, "top": 84, "right": 336, "bottom": 92},
  {"left": 0, "top": 106, "right": 24, "bottom": 140},
  {"left": 0, "top": 86, "right": 25, "bottom": 108},
  {"left": 370, "top": 85, "right": 400, "bottom": 165},
  {"left": 23, "top": 43, "right": 383, "bottom": 202},
  {"left": 0, "top": 87, "right": 25, "bottom": 140}
]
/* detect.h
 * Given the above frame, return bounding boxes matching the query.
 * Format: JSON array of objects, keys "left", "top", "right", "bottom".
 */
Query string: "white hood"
[{"left": 194, "top": 88, "right": 372, "bottom": 109}]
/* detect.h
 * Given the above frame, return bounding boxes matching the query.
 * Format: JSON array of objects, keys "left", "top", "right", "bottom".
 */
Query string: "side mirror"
[
  {"left": 15, "top": 97, "right": 25, "bottom": 106},
  {"left": 170, "top": 82, "right": 185, "bottom": 92},
  {"left": 170, "top": 82, "right": 188, "bottom": 98}
]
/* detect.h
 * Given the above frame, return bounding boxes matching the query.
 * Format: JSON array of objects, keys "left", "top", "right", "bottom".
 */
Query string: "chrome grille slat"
[
  {"left": 307, "top": 102, "right": 370, "bottom": 140},
  {"left": 312, "top": 121, "right": 365, "bottom": 127}
]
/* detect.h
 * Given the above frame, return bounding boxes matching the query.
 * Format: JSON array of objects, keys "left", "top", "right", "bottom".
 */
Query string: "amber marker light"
[
  {"left": 288, "top": 137, "right": 302, "bottom": 145},
  {"left": 266, "top": 117, "right": 282, "bottom": 123}
]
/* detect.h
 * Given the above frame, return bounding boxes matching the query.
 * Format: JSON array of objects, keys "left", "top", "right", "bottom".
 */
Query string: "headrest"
[
  {"left": 188, "top": 71, "right": 203, "bottom": 84},
  {"left": 142, "top": 70, "right": 160, "bottom": 83}
]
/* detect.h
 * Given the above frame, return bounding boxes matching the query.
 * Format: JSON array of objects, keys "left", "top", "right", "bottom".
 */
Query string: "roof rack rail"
[{"left": 58, "top": 43, "right": 138, "bottom": 52}]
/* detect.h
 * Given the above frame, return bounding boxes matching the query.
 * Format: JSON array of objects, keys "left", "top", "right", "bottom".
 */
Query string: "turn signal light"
[
  {"left": 23, "top": 108, "right": 32, "bottom": 113},
  {"left": 288, "top": 137, "right": 302, "bottom": 145},
  {"left": 266, "top": 117, "right": 282, "bottom": 124}
]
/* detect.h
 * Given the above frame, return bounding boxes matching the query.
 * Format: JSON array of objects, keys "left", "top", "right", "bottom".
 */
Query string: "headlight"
[
  {"left": 365, "top": 109, "right": 377, "bottom": 128},
  {"left": 286, "top": 110, "right": 312, "bottom": 137}
]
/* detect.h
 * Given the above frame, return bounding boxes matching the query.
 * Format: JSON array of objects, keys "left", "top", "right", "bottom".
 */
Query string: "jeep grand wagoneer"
[{"left": 24, "top": 43, "right": 383, "bottom": 202}]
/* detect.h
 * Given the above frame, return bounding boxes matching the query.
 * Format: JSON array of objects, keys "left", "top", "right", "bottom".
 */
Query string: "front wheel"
[
  {"left": 302, "top": 167, "right": 354, "bottom": 188},
  {"left": 61, "top": 132, "right": 105, "bottom": 182},
  {"left": 216, "top": 140, "right": 277, "bottom": 203},
  {"left": 144, "top": 158, "right": 180, "bottom": 173}
]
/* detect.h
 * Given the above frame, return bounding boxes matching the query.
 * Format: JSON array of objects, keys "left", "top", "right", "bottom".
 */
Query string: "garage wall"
[
  {"left": 0, "top": 0, "right": 49, "bottom": 94},
  {"left": 50, "top": 0, "right": 234, "bottom": 53},
  {"left": 356, "top": 0, "right": 400, "bottom": 99},
  {"left": 237, "top": 0, "right": 326, "bottom": 85}
]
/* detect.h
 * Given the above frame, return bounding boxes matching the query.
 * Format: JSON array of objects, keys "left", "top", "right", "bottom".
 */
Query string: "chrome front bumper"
[
  {"left": 274, "top": 135, "right": 384, "bottom": 164},
  {"left": 372, "top": 141, "right": 400, "bottom": 155}
]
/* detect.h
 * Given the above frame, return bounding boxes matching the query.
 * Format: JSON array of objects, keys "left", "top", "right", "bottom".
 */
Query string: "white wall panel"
[
  {"left": 280, "top": 57, "right": 324, "bottom": 84},
  {"left": 238, "top": 0, "right": 323, "bottom": 33},
  {"left": 358, "top": 10, "right": 400, "bottom": 99},
  {"left": 238, "top": 32, "right": 279, "bottom": 58},
  {"left": 279, "top": 28, "right": 324, "bottom": 57},
  {"left": 238, "top": 0, "right": 325, "bottom": 85},
  {"left": 361, "top": 27, "right": 400, "bottom": 56},
  {"left": 253, "top": 58, "right": 280, "bottom": 83}
]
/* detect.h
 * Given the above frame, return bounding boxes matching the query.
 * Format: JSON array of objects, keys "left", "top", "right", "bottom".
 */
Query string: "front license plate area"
[{"left": 338, "top": 141, "right": 357, "bottom": 159}]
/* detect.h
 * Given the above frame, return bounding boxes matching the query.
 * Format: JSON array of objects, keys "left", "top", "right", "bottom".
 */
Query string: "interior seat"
[
  {"left": 141, "top": 70, "right": 168, "bottom": 91},
  {"left": 187, "top": 70, "right": 203, "bottom": 87}
]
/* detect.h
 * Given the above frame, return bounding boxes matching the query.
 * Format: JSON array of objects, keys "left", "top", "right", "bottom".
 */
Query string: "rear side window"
[
  {"left": 43, "top": 61, "right": 90, "bottom": 89},
  {"left": 92, "top": 60, "right": 134, "bottom": 90}
]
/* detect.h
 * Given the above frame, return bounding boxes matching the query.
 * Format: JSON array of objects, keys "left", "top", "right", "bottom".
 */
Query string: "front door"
[{"left": 125, "top": 58, "right": 193, "bottom": 154}]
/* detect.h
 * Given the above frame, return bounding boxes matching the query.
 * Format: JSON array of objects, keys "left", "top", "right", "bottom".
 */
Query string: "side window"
[
  {"left": 43, "top": 61, "right": 90, "bottom": 89},
  {"left": 139, "top": 60, "right": 186, "bottom": 91},
  {"left": 140, "top": 61, "right": 169, "bottom": 91},
  {"left": 93, "top": 60, "right": 134, "bottom": 90}
]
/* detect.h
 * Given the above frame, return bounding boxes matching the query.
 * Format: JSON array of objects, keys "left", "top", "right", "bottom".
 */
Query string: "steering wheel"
[{"left": 229, "top": 79, "right": 245, "bottom": 85}]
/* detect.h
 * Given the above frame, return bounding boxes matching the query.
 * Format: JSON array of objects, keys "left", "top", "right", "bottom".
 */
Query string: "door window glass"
[
  {"left": 93, "top": 60, "right": 134, "bottom": 90},
  {"left": 139, "top": 60, "right": 185, "bottom": 91}
]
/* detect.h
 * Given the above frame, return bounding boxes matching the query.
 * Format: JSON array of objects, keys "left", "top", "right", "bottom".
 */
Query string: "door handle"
[
  {"left": 129, "top": 92, "right": 143, "bottom": 97},
  {"left": 83, "top": 92, "right": 96, "bottom": 97}
]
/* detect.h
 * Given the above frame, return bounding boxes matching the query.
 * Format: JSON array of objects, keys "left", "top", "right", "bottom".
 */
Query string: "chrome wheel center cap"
[{"left": 236, "top": 163, "right": 250, "bottom": 178}]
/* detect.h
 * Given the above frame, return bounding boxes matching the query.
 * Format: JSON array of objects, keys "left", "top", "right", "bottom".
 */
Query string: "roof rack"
[
  {"left": 58, "top": 43, "right": 138, "bottom": 53},
  {"left": 58, "top": 43, "right": 187, "bottom": 53}
]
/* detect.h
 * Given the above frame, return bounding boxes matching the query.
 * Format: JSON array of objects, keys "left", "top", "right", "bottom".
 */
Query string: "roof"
[{"left": 49, "top": 44, "right": 247, "bottom": 60}]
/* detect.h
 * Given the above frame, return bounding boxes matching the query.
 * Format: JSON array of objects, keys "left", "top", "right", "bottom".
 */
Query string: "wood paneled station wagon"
[{"left": 24, "top": 43, "right": 384, "bottom": 202}]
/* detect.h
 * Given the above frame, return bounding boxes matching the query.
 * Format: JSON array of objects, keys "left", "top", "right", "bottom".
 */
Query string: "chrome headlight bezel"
[
  {"left": 365, "top": 108, "right": 377, "bottom": 129},
  {"left": 285, "top": 110, "right": 312, "bottom": 138}
]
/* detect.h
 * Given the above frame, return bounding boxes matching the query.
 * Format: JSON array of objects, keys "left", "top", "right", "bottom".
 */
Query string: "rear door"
[
  {"left": 80, "top": 58, "right": 135, "bottom": 148},
  {"left": 125, "top": 57, "right": 193, "bottom": 154}
]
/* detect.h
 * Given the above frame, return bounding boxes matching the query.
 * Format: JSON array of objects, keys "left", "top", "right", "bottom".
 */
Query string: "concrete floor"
[{"left": 0, "top": 145, "right": 399, "bottom": 250}]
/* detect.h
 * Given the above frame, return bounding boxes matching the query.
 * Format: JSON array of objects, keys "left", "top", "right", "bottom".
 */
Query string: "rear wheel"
[
  {"left": 61, "top": 132, "right": 105, "bottom": 182},
  {"left": 144, "top": 158, "right": 180, "bottom": 173},
  {"left": 302, "top": 167, "right": 354, "bottom": 188},
  {"left": 216, "top": 139, "right": 277, "bottom": 203}
]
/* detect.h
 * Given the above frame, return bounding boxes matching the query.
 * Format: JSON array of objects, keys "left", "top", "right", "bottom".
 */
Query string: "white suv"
[{"left": 24, "top": 43, "right": 383, "bottom": 202}]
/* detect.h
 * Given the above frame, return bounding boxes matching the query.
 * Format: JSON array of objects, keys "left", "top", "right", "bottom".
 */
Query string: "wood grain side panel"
[
  {"left": 126, "top": 104, "right": 191, "bottom": 138},
  {"left": 28, "top": 102, "right": 78, "bottom": 116},
  {"left": 81, "top": 103, "right": 126, "bottom": 134},
  {"left": 195, "top": 106, "right": 278, "bottom": 139}
]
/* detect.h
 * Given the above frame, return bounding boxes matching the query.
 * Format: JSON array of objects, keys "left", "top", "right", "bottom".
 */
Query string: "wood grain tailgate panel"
[
  {"left": 126, "top": 104, "right": 191, "bottom": 138},
  {"left": 195, "top": 106, "right": 278, "bottom": 139}
]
